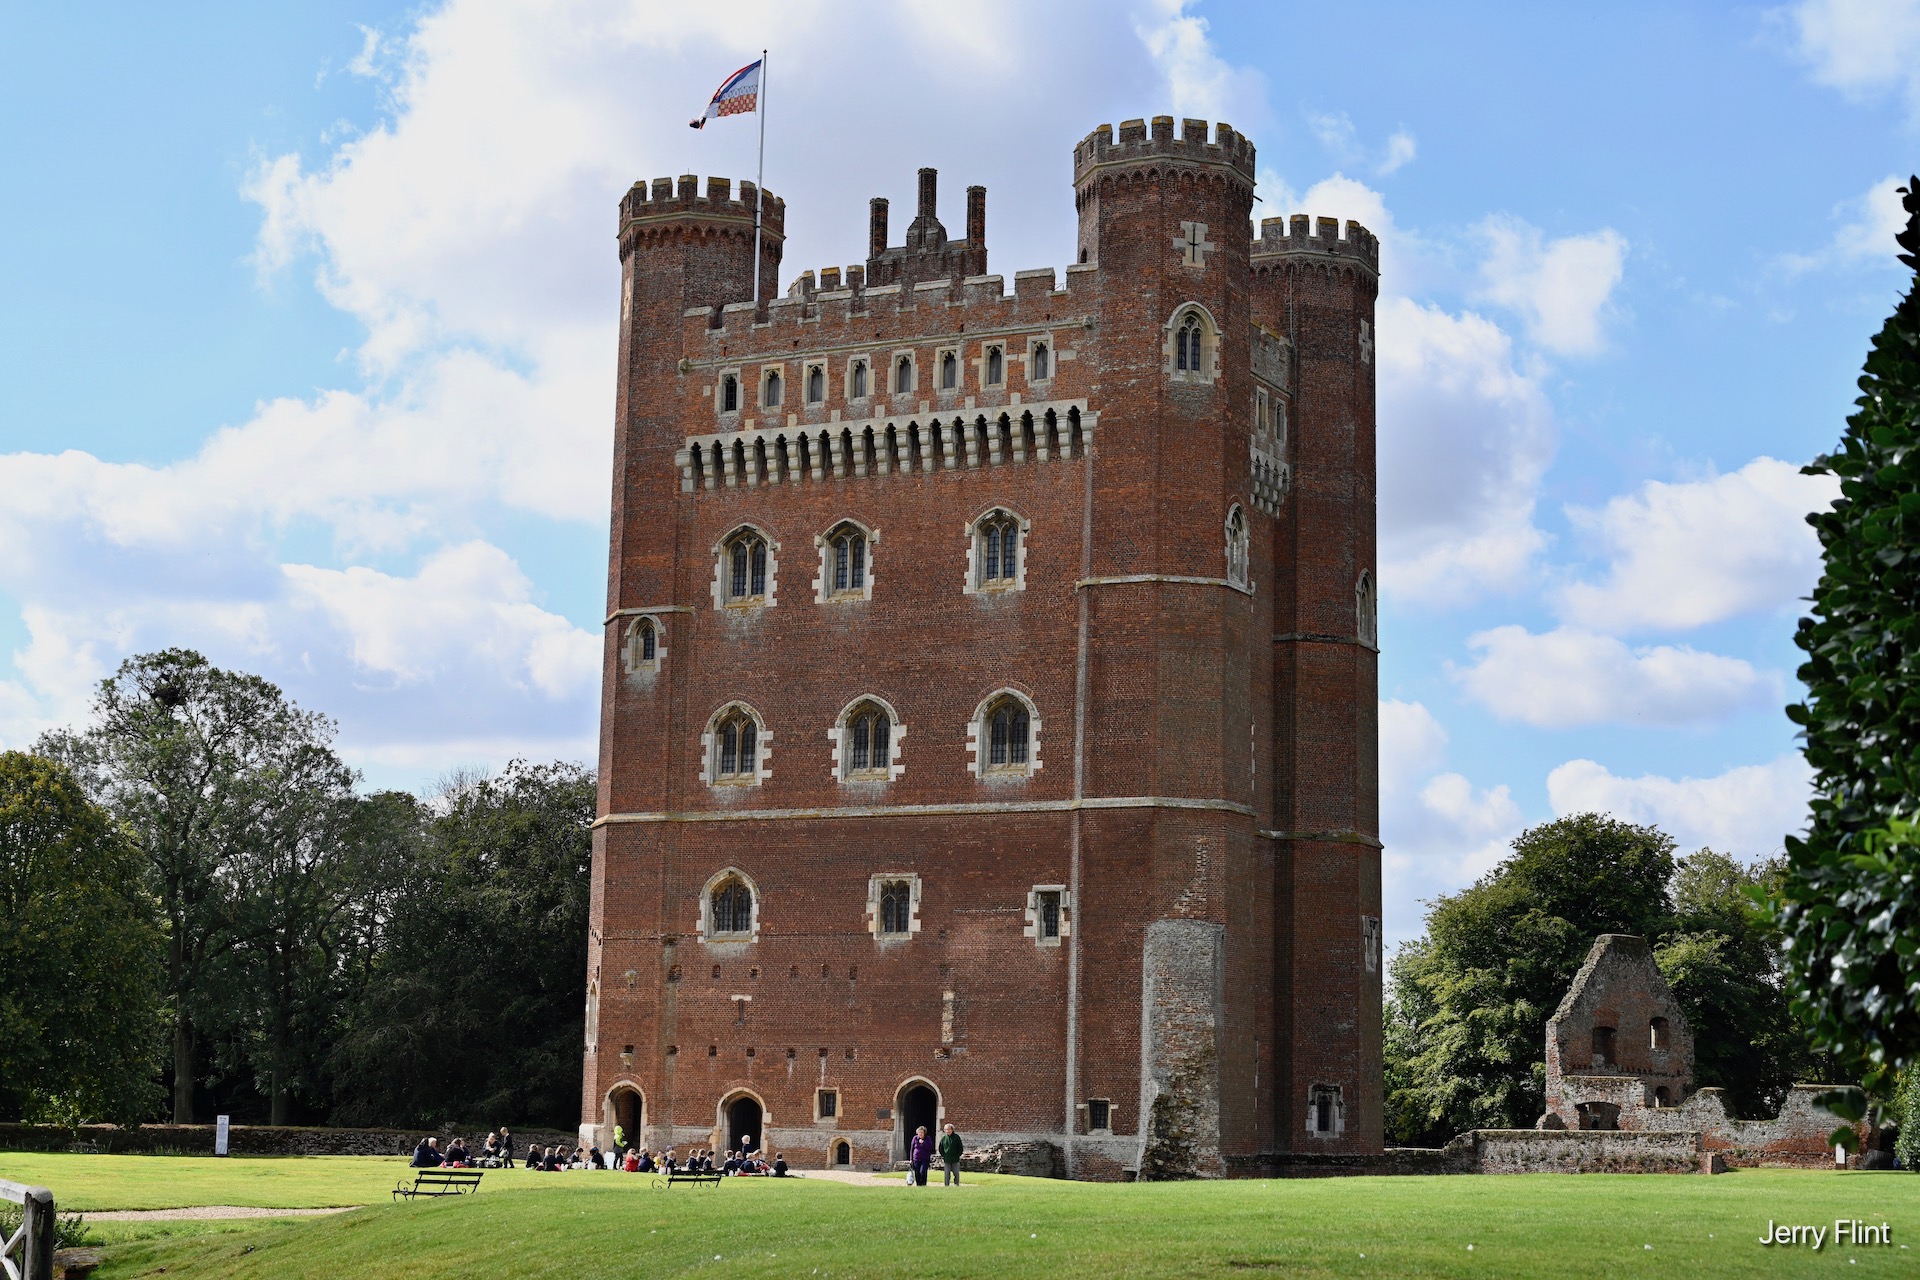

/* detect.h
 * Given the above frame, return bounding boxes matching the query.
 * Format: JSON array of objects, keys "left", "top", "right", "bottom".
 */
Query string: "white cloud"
[
  {"left": 1475, "top": 215, "right": 1628, "bottom": 357},
  {"left": 1548, "top": 754, "right": 1811, "bottom": 857},
  {"left": 1378, "top": 129, "right": 1417, "bottom": 176},
  {"left": 1134, "top": 0, "right": 1269, "bottom": 126},
  {"left": 1377, "top": 297, "right": 1555, "bottom": 603},
  {"left": 1378, "top": 699, "right": 1525, "bottom": 948},
  {"left": 1783, "top": 0, "right": 1920, "bottom": 119},
  {"left": 1779, "top": 173, "right": 1913, "bottom": 273},
  {"left": 1452, "top": 625, "right": 1774, "bottom": 728},
  {"left": 1558, "top": 456, "right": 1839, "bottom": 633}
]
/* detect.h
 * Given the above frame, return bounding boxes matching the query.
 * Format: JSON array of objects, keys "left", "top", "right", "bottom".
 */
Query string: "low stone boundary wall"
[
  {"left": 1468, "top": 1128, "right": 1702, "bottom": 1174},
  {"left": 0, "top": 1123, "right": 578, "bottom": 1158}
]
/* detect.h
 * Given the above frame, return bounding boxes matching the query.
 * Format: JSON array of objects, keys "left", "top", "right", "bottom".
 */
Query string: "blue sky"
[{"left": 2, "top": 1, "right": 1915, "bottom": 946}]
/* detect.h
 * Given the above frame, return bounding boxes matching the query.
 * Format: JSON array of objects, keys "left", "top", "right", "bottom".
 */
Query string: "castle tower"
[{"left": 585, "top": 119, "right": 1378, "bottom": 1177}]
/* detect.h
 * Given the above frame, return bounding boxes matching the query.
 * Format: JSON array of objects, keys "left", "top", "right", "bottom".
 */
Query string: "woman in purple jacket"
[{"left": 908, "top": 1126, "right": 933, "bottom": 1186}]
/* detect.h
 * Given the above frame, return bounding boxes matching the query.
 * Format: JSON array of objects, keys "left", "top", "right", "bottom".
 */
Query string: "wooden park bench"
[
  {"left": 393, "top": 1169, "right": 484, "bottom": 1201},
  {"left": 653, "top": 1169, "right": 723, "bottom": 1190}
]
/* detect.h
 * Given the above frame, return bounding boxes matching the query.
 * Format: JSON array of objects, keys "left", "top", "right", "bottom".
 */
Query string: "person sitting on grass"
[
  {"left": 447, "top": 1137, "right": 471, "bottom": 1167},
  {"left": 773, "top": 1153, "right": 789, "bottom": 1177},
  {"left": 481, "top": 1132, "right": 502, "bottom": 1166},
  {"left": 410, "top": 1137, "right": 443, "bottom": 1168},
  {"left": 624, "top": 1147, "right": 640, "bottom": 1172},
  {"left": 637, "top": 1149, "right": 656, "bottom": 1173},
  {"left": 543, "top": 1146, "right": 562, "bottom": 1172},
  {"left": 588, "top": 1144, "right": 605, "bottom": 1169}
]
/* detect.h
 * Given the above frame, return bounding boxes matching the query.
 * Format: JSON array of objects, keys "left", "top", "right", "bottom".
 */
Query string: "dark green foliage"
[
  {"left": 0, "top": 752, "right": 165, "bottom": 1124},
  {"left": 1778, "top": 178, "right": 1920, "bottom": 1109},
  {"left": 1386, "top": 814, "right": 1676, "bottom": 1143},
  {"left": 326, "top": 761, "right": 593, "bottom": 1130}
]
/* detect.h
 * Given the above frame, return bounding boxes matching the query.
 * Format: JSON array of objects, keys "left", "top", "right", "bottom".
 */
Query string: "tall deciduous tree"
[
  {"left": 1778, "top": 178, "right": 1920, "bottom": 1120},
  {"left": 0, "top": 751, "right": 164, "bottom": 1123},
  {"left": 44, "top": 649, "right": 353, "bottom": 1123}
]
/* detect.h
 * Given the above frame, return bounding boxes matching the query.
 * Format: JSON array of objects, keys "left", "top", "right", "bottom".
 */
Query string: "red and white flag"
[{"left": 689, "top": 60, "right": 762, "bottom": 129}]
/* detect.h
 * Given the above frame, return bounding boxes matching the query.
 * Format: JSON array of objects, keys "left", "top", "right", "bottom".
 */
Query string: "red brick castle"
[{"left": 583, "top": 116, "right": 1381, "bottom": 1178}]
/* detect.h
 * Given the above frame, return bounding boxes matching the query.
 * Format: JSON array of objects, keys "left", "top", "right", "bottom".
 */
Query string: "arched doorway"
[
  {"left": 725, "top": 1094, "right": 764, "bottom": 1155},
  {"left": 896, "top": 1080, "right": 940, "bottom": 1160},
  {"left": 607, "top": 1085, "right": 643, "bottom": 1152}
]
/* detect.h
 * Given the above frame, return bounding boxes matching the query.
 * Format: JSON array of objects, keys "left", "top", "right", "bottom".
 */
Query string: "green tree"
[
  {"left": 1777, "top": 177, "right": 1920, "bottom": 1120},
  {"left": 1387, "top": 814, "right": 1676, "bottom": 1142},
  {"left": 44, "top": 648, "right": 354, "bottom": 1122},
  {"left": 326, "top": 761, "right": 592, "bottom": 1129},
  {"left": 0, "top": 751, "right": 164, "bottom": 1123}
]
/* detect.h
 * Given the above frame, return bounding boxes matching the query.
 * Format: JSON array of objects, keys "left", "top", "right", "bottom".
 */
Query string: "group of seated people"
[
  {"left": 615, "top": 1145, "right": 788, "bottom": 1177},
  {"left": 522, "top": 1143, "right": 603, "bottom": 1171},
  {"left": 410, "top": 1132, "right": 792, "bottom": 1177}
]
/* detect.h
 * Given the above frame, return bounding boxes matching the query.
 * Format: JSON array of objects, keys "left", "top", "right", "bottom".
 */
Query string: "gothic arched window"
[
  {"left": 807, "top": 365, "right": 825, "bottom": 404},
  {"left": 624, "top": 616, "right": 660, "bottom": 673},
  {"left": 843, "top": 700, "right": 894, "bottom": 778},
  {"left": 1356, "top": 571, "right": 1377, "bottom": 648},
  {"left": 895, "top": 355, "right": 913, "bottom": 394},
  {"left": 879, "top": 880, "right": 912, "bottom": 935},
  {"left": 764, "top": 369, "right": 782, "bottom": 407},
  {"left": 709, "top": 874, "right": 754, "bottom": 936},
  {"left": 711, "top": 707, "right": 761, "bottom": 783},
  {"left": 722, "top": 374, "right": 739, "bottom": 412},
  {"left": 1176, "top": 313, "right": 1203, "bottom": 373},
  {"left": 850, "top": 359, "right": 869, "bottom": 400},
  {"left": 1032, "top": 343, "right": 1050, "bottom": 381},
  {"left": 941, "top": 351, "right": 957, "bottom": 390},
  {"left": 725, "top": 530, "right": 769, "bottom": 604},
  {"left": 975, "top": 510, "right": 1021, "bottom": 588},
  {"left": 984, "top": 695, "right": 1032, "bottom": 771},
  {"left": 1225, "top": 506, "right": 1249, "bottom": 587},
  {"left": 986, "top": 345, "right": 1004, "bottom": 385},
  {"left": 827, "top": 523, "right": 867, "bottom": 596}
]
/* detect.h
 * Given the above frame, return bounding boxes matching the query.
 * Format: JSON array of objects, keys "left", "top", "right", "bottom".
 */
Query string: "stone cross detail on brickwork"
[
  {"left": 1175, "top": 220, "right": 1214, "bottom": 268},
  {"left": 1358, "top": 319, "right": 1373, "bottom": 364}
]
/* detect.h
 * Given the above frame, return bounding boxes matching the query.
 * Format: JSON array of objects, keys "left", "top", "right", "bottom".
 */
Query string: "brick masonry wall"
[
  {"left": 588, "top": 116, "right": 1381, "bottom": 1179},
  {"left": 0, "top": 1124, "right": 577, "bottom": 1157}
]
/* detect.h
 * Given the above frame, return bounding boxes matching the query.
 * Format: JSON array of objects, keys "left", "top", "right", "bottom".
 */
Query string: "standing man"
[
  {"left": 613, "top": 1121, "right": 626, "bottom": 1164},
  {"left": 937, "top": 1123, "right": 964, "bottom": 1187}
]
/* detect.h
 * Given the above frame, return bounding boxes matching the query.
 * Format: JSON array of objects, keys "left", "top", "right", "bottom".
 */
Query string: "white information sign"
[{"left": 215, "top": 1114, "right": 230, "bottom": 1157}]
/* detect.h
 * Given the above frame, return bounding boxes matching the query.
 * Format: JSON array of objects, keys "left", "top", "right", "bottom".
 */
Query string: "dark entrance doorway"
[
  {"left": 896, "top": 1082, "right": 939, "bottom": 1160},
  {"left": 610, "top": 1087, "right": 642, "bottom": 1151},
  {"left": 726, "top": 1095, "right": 763, "bottom": 1154}
]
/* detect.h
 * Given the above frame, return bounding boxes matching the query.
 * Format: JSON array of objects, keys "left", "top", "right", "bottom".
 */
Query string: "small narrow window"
[
  {"left": 1032, "top": 343, "right": 1050, "bottom": 380},
  {"left": 709, "top": 875, "right": 754, "bottom": 935},
  {"left": 940, "top": 351, "right": 957, "bottom": 390},
  {"left": 817, "top": 1089, "right": 839, "bottom": 1120},
  {"left": 1650, "top": 1017, "right": 1670, "bottom": 1052},
  {"left": 1086, "top": 1099, "right": 1110, "bottom": 1132},
  {"left": 1036, "top": 889, "right": 1062, "bottom": 939},
  {"left": 807, "top": 365, "right": 824, "bottom": 404},
  {"left": 712, "top": 710, "right": 760, "bottom": 783},
  {"left": 1362, "top": 915, "right": 1381, "bottom": 974},
  {"left": 1356, "top": 571, "right": 1377, "bottom": 648},
  {"left": 851, "top": 360, "right": 869, "bottom": 399},
  {"left": 878, "top": 880, "right": 912, "bottom": 935},
  {"left": 765, "top": 370, "right": 782, "bottom": 407},
  {"left": 722, "top": 374, "right": 740, "bottom": 412},
  {"left": 986, "top": 345, "right": 1004, "bottom": 385},
  {"left": 1309, "top": 1085, "right": 1342, "bottom": 1134},
  {"left": 639, "top": 620, "right": 657, "bottom": 661},
  {"left": 895, "top": 355, "right": 912, "bottom": 393}
]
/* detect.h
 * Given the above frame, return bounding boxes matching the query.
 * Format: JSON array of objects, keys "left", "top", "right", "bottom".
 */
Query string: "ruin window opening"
[
  {"left": 1225, "top": 506, "right": 1250, "bottom": 587},
  {"left": 1307, "top": 1084, "right": 1344, "bottom": 1135},
  {"left": 1650, "top": 1017, "right": 1670, "bottom": 1051},
  {"left": 1654, "top": 1086, "right": 1672, "bottom": 1107},
  {"left": 1591, "top": 1025, "right": 1616, "bottom": 1067}
]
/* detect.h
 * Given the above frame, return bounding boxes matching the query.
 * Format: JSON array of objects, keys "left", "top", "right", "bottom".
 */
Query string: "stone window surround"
[
  {"left": 812, "top": 518, "right": 877, "bottom": 604},
  {"left": 828, "top": 695, "right": 906, "bottom": 784},
  {"left": 968, "top": 688, "right": 1043, "bottom": 780},
  {"left": 865, "top": 872, "right": 922, "bottom": 941},
  {"left": 1224, "top": 504, "right": 1250, "bottom": 589},
  {"left": 1164, "top": 303, "right": 1221, "bottom": 384},
  {"left": 697, "top": 865, "right": 762, "bottom": 944},
  {"left": 1024, "top": 884, "right": 1070, "bottom": 945},
  {"left": 803, "top": 359, "right": 827, "bottom": 405},
  {"left": 622, "top": 614, "right": 665, "bottom": 676},
  {"left": 1306, "top": 1083, "right": 1345, "bottom": 1136},
  {"left": 890, "top": 348, "right": 917, "bottom": 398},
  {"left": 814, "top": 1088, "right": 840, "bottom": 1122},
  {"left": 1356, "top": 571, "right": 1378, "bottom": 650},
  {"left": 761, "top": 362, "right": 786, "bottom": 409},
  {"left": 699, "top": 701, "right": 773, "bottom": 787},
  {"left": 715, "top": 366, "right": 744, "bottom": 417},
  {"left": 711, "top": 523, "right": 779, "bottom": 611},
  {"left": 977, "top": 341, "right": 1006, "bottom": 388},
  {"left": 934, "top": 344, "right": 962, "bottom": 395},
  {"left": 962, "top": 505, "right": 1030, "bottom": 596},
  {"left": 1023, "top": 332, "right": 1057, "bottom": 388},
  {"left": 845, "top": 355, "right": 872, "bottom": 404},
  {"left": 1362, "top": 914, "right": 1382, "bottom": 974},
  {"left": 1081, "top": 1097, "right": 1114, "bottom": 1134}
]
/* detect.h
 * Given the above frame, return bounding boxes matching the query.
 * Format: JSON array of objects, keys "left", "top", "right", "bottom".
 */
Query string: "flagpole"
[{"left": 752, "top": 48, "right": 767, "bottom": 312}]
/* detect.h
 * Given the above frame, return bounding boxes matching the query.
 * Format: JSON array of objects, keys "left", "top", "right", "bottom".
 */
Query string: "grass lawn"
[{"left": 5, "top": 1153, "right": 1918, "bottom": 1279}]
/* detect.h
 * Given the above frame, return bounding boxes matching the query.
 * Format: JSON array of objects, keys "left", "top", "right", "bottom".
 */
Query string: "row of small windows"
[
  {"left": 698, "top": 693, "right": 1039, "bottom": 786},
  {"left": 699, "top": 871, "right": 1066, "bottom": 945},
  {"left": 718, "top": 342, "right": 1051, "bottom": 414}
]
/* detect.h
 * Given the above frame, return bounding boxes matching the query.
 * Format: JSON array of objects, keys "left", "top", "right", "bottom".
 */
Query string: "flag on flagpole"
[{"left": 689, "top": 60, "right": 762, "bottom": 129}]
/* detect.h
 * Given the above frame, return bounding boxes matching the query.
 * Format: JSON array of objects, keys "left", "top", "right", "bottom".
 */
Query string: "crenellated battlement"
[
  {"left": 691, "top": 264, "right": 1079, "bottom": 346},
  {"left": 1253, "top": 214, "right": 1378, "bottom": 273},
  {"left": 1073, "top": 116, "right": 1255, "bottom": 184},
  {"left": 619, "top": 174, "right": 786, "bottom": 239}
]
